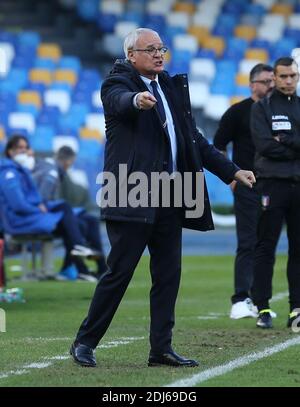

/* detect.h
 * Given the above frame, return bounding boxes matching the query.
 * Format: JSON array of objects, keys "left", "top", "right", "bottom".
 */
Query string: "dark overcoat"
[{"left": 100, "top": 60, "right": 239, "bottom": 231}]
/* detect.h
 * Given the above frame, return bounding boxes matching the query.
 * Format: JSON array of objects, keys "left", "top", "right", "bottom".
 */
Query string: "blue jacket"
[{"left": 0, "top": 158, "right": 63, "bottom": 235}]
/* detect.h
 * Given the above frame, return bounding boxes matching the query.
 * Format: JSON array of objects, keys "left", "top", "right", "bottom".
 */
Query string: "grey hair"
[{"left": 123, "top": 28, "right": 159, "bottom": 58}]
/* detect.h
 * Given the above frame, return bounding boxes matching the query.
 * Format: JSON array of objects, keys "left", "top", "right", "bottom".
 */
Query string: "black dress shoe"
[
  {"left": 70, "top": 342, "right": 97, "bottom": 367},
  {"left": 148, "top": 350, "right": 199, "bottom": 367}
]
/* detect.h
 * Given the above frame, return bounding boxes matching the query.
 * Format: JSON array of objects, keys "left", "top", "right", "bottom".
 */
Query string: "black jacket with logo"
[{"left": 251, "top": 89, "right": 300, "bottom": 180}]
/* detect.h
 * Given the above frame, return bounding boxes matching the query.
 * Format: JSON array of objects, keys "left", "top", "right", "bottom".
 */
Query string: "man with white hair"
[{"left": 70, "top": 28, "right": 255, "bottom": 368}]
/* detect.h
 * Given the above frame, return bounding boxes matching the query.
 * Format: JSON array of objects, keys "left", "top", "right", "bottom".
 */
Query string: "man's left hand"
[{"left": 234, "top": 170, "right": 256, "bottom": 188}]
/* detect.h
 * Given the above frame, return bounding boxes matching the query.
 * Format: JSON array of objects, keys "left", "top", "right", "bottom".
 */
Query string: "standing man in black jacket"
[
  {"left": 251, "top": 57, "right": 300, "bottom": 329},
  {"left": 214, "top": 64, "right": 274, "bottom": 319},
  {"left": 70, "top": 28, "right": 255, "bottom": 368}
]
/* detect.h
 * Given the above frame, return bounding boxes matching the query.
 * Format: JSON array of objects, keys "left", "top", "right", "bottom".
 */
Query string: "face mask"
[{"left": 14, "top": 153, "right": 35, "bottom": 170}]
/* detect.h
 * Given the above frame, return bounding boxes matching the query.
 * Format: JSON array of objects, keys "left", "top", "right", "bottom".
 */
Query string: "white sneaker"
[
  {"left": 71, "top": 245, "right": 101, "bottom": 258},
  {"left": 230, "top": 298, "right": 258, "bottom": 319},
  {"left": 77, "top": 272, "right": 98, "bottom": 283}
]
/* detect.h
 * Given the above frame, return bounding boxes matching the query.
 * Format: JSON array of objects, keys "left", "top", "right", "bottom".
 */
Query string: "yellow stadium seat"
[
  {"left": 230, "top": 96, "right": 245, "bottom": 105},
  {"left": 29, "top": 69, "right": 53, "bottom": 85},
  {"left": 235, "top": 73, "right": 249, "bottom": 86},
  {"left": 235, "top": 25, "right": 257, "bottom": 41},
  {"left": 271, "top": 4, "right": 293, "bottom": 17},
  {"left": 202, "top": 36, "right": 225, "bottom": 57},
  {"left": 174, "top": 2, "right": 196, "bottom": 14},
  {"left": 37, "top": 43, "right": 62, "bottom": 61},
  {"left": 80, "top": 127, "right": 104, "bottom": 142},
  {"left": 18, "top": 91, "right": 42, "bottom": 108},
  {"left": 54, "top": 69, "right": 77, "bottom": 86},
  {"left": 188, "top": 26, "right": 210, "bottom": 46},
  {"left": 245, "top": 48, "right": 269, "bottom": 63},
  {"left": 0, "top": 126, "right": 6, "bottom": 141}
]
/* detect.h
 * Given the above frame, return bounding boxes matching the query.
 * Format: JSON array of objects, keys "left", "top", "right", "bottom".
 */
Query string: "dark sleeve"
[
  {"left": 101, "top": 77, "right": 140, "bottom": 119},
  {"left": 278, "top": 133, "right": 300, "bottom": 151},
  {"left": 213, "top": 105, "right": 236, "bottom": 151},
  {"left": 250, "top": 101, "right": 296, "bottom": 160},
  {"left": 195, "top": 122, "right": 240, "bottom": 184}
]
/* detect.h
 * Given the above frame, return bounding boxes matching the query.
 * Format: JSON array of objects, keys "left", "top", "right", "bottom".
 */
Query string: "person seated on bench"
[
  {"left": 0, "top": 135, "right": 101, "bottom": 281},
  {"left": 32, "top": 146, "right": 107, "bottom": 281}
]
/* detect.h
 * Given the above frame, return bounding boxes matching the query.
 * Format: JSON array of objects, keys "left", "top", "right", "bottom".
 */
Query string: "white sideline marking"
[
  {"left": 0, "top": 370, "right": 28, "bottom": 379},
  {"left": 0, "top": 336, "right": 145, "bottom": 381},
  {"left": 271, "top": 291, "right": 288, "bottom": 302},
  {"left": 166, "top": 336, "right": 300, "bottom": 387},
  {"left": 23, "top": 362, "right": 52, "bottom": 369}
]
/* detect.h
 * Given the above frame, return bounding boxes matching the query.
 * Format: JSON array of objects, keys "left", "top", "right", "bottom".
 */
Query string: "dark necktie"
[{"left": 150, "top": 80, "right": 173, "bottom": 173}]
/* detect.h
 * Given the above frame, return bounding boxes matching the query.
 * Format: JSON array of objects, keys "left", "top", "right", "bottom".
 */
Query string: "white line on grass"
[
  {"left": 271, "top": 291, "right": 288, "bottom": 302},
  {"left": 166, "top": 336, "right": 300, "bottom": 387},
  {"left": 0, "top": 336, "right": 145, "bottom": 381}
]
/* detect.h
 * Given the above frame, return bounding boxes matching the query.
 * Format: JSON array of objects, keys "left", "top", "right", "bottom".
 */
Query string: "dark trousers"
[
  {"left": 232, "top": 184, "right": 260, "bottom": 303},
  {"left": 252, "top": 179, "right": 300, "bottom": 312},
  {"left": 62, "top": 213, "right": 107, "bottom": 275},
  {"left": 76, "top": 206, "right": 182, "bottom": 352}
]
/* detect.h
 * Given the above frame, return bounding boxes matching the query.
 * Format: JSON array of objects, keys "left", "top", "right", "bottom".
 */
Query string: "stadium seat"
[
  {"left": 53, "top": 69, "right": 78, "bottom": 86},
  {"left": 8, "top": 112, "right": 36, "bottom": 134},
  {"left": 271, "top": 4, "right": 293, "bottom": 17},
  {"left": 53, "top": 135, "right": 79, "bottom": 153},
  {"left": 192, "top": 12, "right": 217, "bottom": 30},
  {"left": 239, "top": 59, "right": 262, "bottom": 74},
  {"left": 167, "top": 12, "right": 191, "bottom": 29},
  {"left": 18, "top": 90, "right": 42, "bottom": 109},
  {"left": 100, "top": 0, "right": 125, "bottom": 15},
  {"left": 80, "top": 127, "right": 104, "bottom": 142},
  {"left": 189, "top": 58, "right": 216, "bottom": 82},
  {"left": 34, "top": 58, "right": 56, "bottom": 70},
  {"left": 235, "top": 73, "right": 249, "bottom": 86},
  {"left": 174, "top": 2, "right": 196, "bottom": 14},
  {"left": 114, "top": 21, "right": 139, "bottom": 38},
  {"left": 202, "top": 36, "right": 225, "bottom": 57},
  {"left": 245, "top": 48, "right": 269, "bottom": 62},
  {"left": 203, "top": 95, "right": 230, "bottom": 121},
  {"left": 58, "top": 56, "right": 81, "bottom": 73},
  {"left": 18, "top": 31, "right": 40, "bottom": 48},
  {"left": 235, "top": 25, "right": 257, "bottom": 41},
  {"left": 254, "top": 0, "right": 276, "bottom": 9},
  {"left": 37, "top": 43, "right": 62, "bottom": 61},
  {"left": 0, "top": 42, "right": 15, "bottom": 76},
  {"left": 146, "top": 1, "right": 173, "bottom": 15},
  {"left": 29, "top": 69, "right": 53, "bottom": 86},
  {"left": 85, "top": 113, "right": 106, "bottom": 135},
  {"left": 188, "top": 26, "right": 210, "bottom": 46},
  {"left": 102, "top": 33, "right": 124, "bottom": 57},
  {"left": 44, "top": 89, "right": 71, "bottom": 113},
  {"left": 189, "top": 82, "right": 210, "bottom": 109},
  {"left": 173, "top": 34, "right": 198, "bottom": 55},
  {"left": 92, "top": 90, "right": 103, "bottom": 110},
  {"left": 288, "top": 13, "right": 300, "bottom": 28}
]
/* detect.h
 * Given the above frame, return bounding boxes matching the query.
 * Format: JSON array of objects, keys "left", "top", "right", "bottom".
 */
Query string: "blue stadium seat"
[
  {"left": 17, "top": 104, "right": 39, "bottom": 117},
  {"left": 37, "top": 106, "right": 60, "bottom": 126},
  {"left": 77, "top": 0, "right": 98, "bottom": 21},
  {"left": 234, "top": 85, "right": 251, "bottom": 97},
  {"left": 97, "top": 13, "right": 119, "bottom": 33},
  {"left": 58, "top": 56, "right": 81, "bottom": 73},
  {"left": 18, "top": 31, "right": 40, "bottom": 48},
  {"left": 34, "top": 58, "right": 56, "bottom": 70},
  {"left": 30, "top": 132, "right": 54, "bottom": 152}
]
